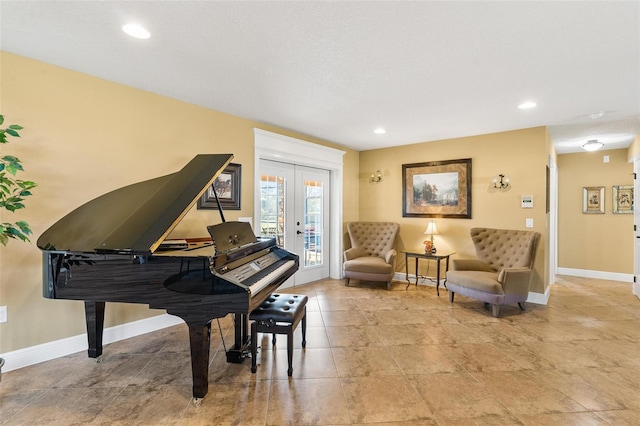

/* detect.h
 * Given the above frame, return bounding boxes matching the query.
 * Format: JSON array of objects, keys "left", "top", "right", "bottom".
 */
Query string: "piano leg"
[
  {"left": 226, "top": 313, "right": 250, "bottom": 363},
  {"left": 84, "top": 301, "right": 105, "bottom": 359},
  {"left": 187, "top": 321, "right": 212, "bottom": 400}
]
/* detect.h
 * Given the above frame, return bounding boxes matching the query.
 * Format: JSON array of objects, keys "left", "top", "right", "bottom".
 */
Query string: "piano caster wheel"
[
  {"left": 95, "top": 356, "right": 103, "bottom": 364},
  {"left": 192, "top": 397, "right": 202, "bottom": 407}
]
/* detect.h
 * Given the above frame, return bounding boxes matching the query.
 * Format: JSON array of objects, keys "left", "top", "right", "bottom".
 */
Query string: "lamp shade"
[{"left": 424, "top": 221, "right": 438, "bottom": 235}]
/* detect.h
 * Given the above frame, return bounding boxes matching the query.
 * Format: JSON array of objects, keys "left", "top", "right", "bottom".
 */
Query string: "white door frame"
[
  {"left": 548, "top": 157, "right": 558, "bottom": 287},
  {"left": 634, "top": 155, "right": 639, "bottom": 299},
  {"left": 254, "top": 129, "right": 345, "bottom": 280}
]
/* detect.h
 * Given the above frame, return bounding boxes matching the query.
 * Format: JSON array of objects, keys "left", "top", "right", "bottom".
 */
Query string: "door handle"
[{"left": 297, "top": 230, "right": 302, "bottom": 235}]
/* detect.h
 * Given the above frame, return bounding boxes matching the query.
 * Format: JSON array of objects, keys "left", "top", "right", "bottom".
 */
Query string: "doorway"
[
  {"left": 259, "top": 160, "right": 330, "bottom": 286},
  {"left": 253, "top": 129, "right": 346, "bottom": 285}
]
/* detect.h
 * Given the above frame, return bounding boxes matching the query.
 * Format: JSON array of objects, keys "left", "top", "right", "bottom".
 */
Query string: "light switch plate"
[
  {"left": 522, "top": 195, "right": 533, "bottom": 208},
  {"left": 525, "top": 218, "right": 534, "bottom": 228}
]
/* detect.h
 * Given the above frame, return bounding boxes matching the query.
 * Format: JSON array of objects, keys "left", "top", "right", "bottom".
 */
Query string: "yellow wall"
[
  {"left": 0, "top": 52, "right": 358, "bottom": 353},
  {"left": 358, "top": 127, "right": 549, "bottom": 293},
  {"left": 557, "top": 149, "right": 634, "bottom": 272}
]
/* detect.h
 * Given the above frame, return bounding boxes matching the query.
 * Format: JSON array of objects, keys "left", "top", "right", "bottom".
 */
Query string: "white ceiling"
[{"left": 1, "top": 1, "right": 639, "bottom": 154}]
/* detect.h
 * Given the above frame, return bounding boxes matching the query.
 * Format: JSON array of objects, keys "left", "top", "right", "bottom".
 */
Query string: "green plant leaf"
[
  {"left": 5, "top": 129, "right": 20, "bottom": 138},
  {"left": 8, "top": 124, "right": 23, "bottom": 131},
  {"left": 0, "top": 115, "right": 4, "bottom": 126}
]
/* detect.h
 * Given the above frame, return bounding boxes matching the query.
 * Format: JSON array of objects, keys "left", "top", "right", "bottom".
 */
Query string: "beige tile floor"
[{"left": 1, "top": 275, "right": 640, "bottom": 425}]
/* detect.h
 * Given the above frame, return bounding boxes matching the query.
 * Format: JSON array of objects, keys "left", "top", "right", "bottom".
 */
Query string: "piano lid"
[{"left": 37, "top": 154, "right": 233, "bottom": 254}]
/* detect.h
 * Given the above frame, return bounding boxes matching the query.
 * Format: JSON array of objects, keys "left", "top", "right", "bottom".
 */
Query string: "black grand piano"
[{"left": 37, "top": 154, "right": 299, "bottom": 401}]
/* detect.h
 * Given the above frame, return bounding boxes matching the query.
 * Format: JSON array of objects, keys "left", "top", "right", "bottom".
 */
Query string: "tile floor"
[{"left": 1, "top": 276, "right": 639, "bottom": 425}]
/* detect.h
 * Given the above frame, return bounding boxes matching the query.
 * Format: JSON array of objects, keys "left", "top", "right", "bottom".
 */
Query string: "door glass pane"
[
  {"left": 304, "top": 179, "right": 323, "bottom": 266},
  {"left": 260, "top": 175, "right": 286, "bottom": 247}
]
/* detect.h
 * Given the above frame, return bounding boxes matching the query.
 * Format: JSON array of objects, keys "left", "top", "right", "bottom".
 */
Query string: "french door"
[{"left": 259, "top": 160, "right": 330, "bottom": 287}]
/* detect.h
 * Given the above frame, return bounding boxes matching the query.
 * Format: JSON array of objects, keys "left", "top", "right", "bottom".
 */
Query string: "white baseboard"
[
  {"left": 393, "top": 272, "right": 549, "bottom": 305},
  {"left": 557, "top": 267, "right": 634, "bottom": 283},
  {"left": 0, "top": 314, "right": 183, "bottom": 373}
]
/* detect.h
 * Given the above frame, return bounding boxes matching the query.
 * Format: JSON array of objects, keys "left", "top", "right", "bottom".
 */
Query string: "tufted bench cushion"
[{"left": 249, "top": 293, "right": 307, "bottom": 376}]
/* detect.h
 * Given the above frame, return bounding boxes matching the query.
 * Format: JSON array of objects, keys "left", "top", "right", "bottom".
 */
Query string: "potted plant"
[
  {"left": 0, "top": 114, "right": 36, "bottom": 379},
  {"left": 0, "top": 115, "right": 36, "bottom": 245}
]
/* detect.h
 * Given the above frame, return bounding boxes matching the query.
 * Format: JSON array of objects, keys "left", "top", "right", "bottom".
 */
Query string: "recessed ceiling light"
[
  {"left": 582, "top": 139, "right": 604, "bottom": 152},
  {"left": 518, "top": 101, "right": 537, "bottom": 109},
  {"left": 122, "top": 23, "right": 151, "bottom": 39},
  {"left": 374, "top": 128, "right": 386, "bottom": 135},
  {"left": 589, "top": 111, "right": 605, "bottom": 119}
]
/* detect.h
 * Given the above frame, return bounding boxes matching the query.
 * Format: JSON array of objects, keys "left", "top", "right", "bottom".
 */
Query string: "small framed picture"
[
  {"left": 583, "top": 186, "right": 604, "bottom": 214},
  {"left": 612, "top": 185, "right": 633, "bottom": 214},
  {"left": 198, "top": 163, "right": 241, "bottom": 210}
]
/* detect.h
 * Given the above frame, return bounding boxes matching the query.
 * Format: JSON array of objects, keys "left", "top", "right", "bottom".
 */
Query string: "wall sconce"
[
  {"left": 492, "top": 174, "right": 510, "bottom": 190},
  {"left": 370, "top": 170, "right": 382, "bottom": 183},
  {"left": 423, "top": 220, "right": 438, "bottom": 254}
]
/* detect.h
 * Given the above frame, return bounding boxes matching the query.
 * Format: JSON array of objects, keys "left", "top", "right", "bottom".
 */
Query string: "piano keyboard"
[{"left": 244, "top": 260, "right": 296, "bottom": 294}]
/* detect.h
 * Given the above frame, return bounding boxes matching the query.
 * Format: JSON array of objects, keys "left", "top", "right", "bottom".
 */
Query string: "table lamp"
[{"left": 423, "top": 220, "right": 438, "bottom": 254}]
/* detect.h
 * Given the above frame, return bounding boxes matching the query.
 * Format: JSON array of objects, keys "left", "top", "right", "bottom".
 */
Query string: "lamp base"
[{"left": 423, "top": 241, "right": 437, "bottom": 254}]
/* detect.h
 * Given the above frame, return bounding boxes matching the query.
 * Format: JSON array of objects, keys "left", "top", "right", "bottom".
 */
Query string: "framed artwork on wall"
[
  {"left": 197, "top": 163, "right": 241, "bottom": 210},
  {"left": 402, "top": 158, "right": 472, "bottom": 218},
  {"left": 582, "top": 186, "right": 604, "bottom": 214},
  {"left": 612, "top": 185, "right": 633, "bottom": 214}
]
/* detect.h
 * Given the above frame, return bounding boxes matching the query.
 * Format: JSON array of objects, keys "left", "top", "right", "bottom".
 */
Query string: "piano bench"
[{"left": 249, "top": 293, "right": 308, "bottom": 376}]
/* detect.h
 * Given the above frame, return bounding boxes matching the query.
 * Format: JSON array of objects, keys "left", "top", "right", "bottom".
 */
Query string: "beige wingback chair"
[
  {"left": 446, "top": 227, "right": 541, "bottom": 317},
  {"left": 343, "top": 222, "right": 399, "bottom": 290}
]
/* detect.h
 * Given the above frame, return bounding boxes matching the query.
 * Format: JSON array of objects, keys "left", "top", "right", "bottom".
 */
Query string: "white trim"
[
  {"left": 0, "top": 314, "right": 182, "bottom": 373},
  {"left": 393, "top": 272, "right": 549, "bottom": 305},
  {"left": 253, "top": 129, "right": 345, "bottom": 279},
  {"left": 557, "top": 267, "right": 634, "bottom": 283}
]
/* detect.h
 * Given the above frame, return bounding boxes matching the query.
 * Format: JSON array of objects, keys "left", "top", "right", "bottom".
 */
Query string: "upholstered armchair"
[
  {"left": 446, "top": 227, "right": 541, "bottom": 317},
  {"left": 343, "top": 222, "right": 399, "bottom": 290}
]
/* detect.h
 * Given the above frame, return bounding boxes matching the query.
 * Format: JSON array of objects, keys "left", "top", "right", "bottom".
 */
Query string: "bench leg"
[
  {"left": 287, "top": 326, "right": 294, "bottom": 377},
  {"left": 250, "top": 321, "right": 257, "bottom": 374},
  {"left": 301, "top": 309, "right": 307, "bottom": 348}
]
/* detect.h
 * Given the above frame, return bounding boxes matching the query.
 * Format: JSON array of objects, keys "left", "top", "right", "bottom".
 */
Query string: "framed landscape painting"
[{"left": 402, "top": 158, "right": 472, "bottom": 218}]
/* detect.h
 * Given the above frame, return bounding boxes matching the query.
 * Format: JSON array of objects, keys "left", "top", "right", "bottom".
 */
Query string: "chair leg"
[
  {"left": 272, "top": 334, "right": 277, "bottom": 346},
  {"left": 386, "top": 281, "right": 392, "bottom": 290},
  {"left": 345, "top": 278, "right": 350, "bottom": 287},
  {"left": 492, "top": 304, "right": 500, "bottom": 318},
  {"left": 449, "top": 290, "right": 455, "bottom": 303},
  {"left": 484, "top": 302, "right": 490, "bottom": 310},
  {"left": 518, "top": 302, "right": 526, "bottom": 311}
]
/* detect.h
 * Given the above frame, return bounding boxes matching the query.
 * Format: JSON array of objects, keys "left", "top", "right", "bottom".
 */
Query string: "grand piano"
[{"left": 37, "top": 154, "right": 299, "bottom": 401}]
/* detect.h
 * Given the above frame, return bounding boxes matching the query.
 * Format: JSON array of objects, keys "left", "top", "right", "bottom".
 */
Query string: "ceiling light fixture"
[
  {"left": 518, "top": 101, "right": 537, "bottom": 109},
  {"left": 373, "top": 128, "right": 386, "bottom": 135},
  {"left": 582, "top": 139, "right": 604, "bottom": 152},
  {"left": 122, "top": 23, "right": 151, "bottom": 39}
]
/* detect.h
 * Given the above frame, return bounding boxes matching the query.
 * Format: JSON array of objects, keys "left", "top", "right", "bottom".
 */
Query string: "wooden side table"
[{"left": 403, "top": 251, "right": 454, "bottom": 296}]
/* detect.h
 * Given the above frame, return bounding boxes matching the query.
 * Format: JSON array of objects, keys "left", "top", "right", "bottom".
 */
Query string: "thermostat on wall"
[{"left": 521, "top": 195, "right": 533, "bottom": 208}]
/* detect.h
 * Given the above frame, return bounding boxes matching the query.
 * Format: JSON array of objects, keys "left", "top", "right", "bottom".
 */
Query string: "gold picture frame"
[{"left": 582, "top": 186, "right": 604, "bottom": 214}]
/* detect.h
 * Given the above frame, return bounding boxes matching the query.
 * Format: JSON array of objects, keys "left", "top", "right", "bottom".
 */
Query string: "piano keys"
[{"left": 37, "top": 154, "right": 299, "bottom": 401}]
